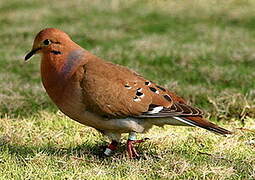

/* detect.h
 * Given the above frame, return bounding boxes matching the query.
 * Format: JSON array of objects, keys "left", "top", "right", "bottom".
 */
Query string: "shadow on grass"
[
  {"left": 0, "top": 142, "right": 107, "bottom": 160},
  {"left": 1, "top": 141, "right": 164, "bottom": 163}
]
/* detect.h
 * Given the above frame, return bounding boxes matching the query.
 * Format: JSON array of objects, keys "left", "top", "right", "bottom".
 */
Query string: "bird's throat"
[{"left": 40, "top": 54, "right": 69, "bottom": 104}]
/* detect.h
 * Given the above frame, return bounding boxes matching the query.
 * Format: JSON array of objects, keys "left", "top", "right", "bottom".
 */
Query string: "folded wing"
[{"left": 80, "top": 59, "right": 232, "bottom": 135}]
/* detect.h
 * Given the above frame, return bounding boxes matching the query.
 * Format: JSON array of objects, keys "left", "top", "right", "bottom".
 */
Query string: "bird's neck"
[{"left": 40, "top": 54, "right": 68, "bottom": 104}]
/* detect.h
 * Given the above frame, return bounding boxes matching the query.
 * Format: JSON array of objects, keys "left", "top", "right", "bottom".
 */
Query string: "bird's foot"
[
  {"left": 126, "top": 132, "right": 149, "bottom": 159},
  {"left": 127, "top": 139, "right": 149, "bottom": 158},
  {"left": 103, "top": 140, "right": 118, "bottom": 156}
]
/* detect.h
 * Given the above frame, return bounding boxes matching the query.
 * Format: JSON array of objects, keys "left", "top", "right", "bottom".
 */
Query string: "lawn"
[{"left": 0, "top": 0, "right": 255, "bottom": 179}]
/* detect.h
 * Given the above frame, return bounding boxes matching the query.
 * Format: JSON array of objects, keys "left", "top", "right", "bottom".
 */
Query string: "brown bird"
[{"left": 25, "top": 28, "right": 232, "bottom": 158}]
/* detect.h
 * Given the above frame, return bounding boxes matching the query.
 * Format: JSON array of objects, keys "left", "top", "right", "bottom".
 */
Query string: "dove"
[{"left": 25, "top": 28, "right": 232, "bottom": 158}]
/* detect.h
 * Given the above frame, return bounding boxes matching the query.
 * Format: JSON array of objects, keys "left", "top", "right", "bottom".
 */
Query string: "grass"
[{"left": 0, "top": 0, "right": 255, "bottom": 179}]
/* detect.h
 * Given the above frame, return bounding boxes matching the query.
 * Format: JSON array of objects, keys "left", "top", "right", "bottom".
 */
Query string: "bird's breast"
[{"left": 40, "top": 55, "right": 86, "bottom": 119}]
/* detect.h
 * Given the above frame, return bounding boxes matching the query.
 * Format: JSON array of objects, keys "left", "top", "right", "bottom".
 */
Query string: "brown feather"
[{"left": 183, "top": 116, "right": 232, "bottom": 135}]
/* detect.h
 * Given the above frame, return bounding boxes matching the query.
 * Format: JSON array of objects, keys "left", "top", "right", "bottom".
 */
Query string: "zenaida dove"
[{"left": 25, "top": 28, "right": 232, "bottom": 158}]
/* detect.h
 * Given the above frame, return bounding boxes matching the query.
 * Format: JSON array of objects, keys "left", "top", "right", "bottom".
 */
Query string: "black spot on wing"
[
  {"left": 149, "top": 87, "right": 157, "bottom": 93},
  {"left": 136, "top": 91, "right": 143, "bottom": 96},
  {"left": 163, "top": 95, "right": 172, "bottom": 102},
  {"left": 156, "top": 85, "right": 166, "bottom": 92},
  {"left": 145, "top": 81, "right": 151, "bottom": 85}
]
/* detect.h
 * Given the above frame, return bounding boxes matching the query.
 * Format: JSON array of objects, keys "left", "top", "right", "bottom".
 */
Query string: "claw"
[{"left": 126, "top": 138, "right": 149, "bottom": 158}]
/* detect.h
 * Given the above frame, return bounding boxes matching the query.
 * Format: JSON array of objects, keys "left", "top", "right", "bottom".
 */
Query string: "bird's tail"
[{"left": 173, "top": 116, "right": 232, "bottom": 135}]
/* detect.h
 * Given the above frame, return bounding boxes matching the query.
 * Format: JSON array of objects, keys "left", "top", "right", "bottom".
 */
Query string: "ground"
[{"left": 0, "top": 0, "right": 255, "bottom": 179}]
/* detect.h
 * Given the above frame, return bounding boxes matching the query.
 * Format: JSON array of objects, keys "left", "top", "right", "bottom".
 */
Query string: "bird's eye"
[{"left": 43, "top": 39, "right": 51, "bottom": 45}]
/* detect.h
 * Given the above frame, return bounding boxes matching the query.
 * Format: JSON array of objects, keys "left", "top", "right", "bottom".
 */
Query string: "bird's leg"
[
  {"left": 103, "top": 140, "right": 118, "bottom": 156},
  {"left": 127, "top": 132, "right": 148, "bottom": 158}
]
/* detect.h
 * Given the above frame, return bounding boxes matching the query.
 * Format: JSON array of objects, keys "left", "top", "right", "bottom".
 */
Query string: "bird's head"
[{"left": 25, "top": 28, "right": 71, "bottom": 61}]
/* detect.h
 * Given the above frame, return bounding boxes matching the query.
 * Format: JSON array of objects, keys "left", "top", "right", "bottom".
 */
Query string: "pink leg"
[{"left": 127, "top": 139, "right": 147, "bottom": 158}]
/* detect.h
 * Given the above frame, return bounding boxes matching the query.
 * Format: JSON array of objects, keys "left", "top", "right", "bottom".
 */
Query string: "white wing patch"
[{"left": 147, "top": 106, "right": 164, "bottom": 114}]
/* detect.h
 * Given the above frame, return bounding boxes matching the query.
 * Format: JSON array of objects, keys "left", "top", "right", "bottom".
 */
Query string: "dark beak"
[{"left": 24, "top": 48, "right": 41, "bottom": 61}]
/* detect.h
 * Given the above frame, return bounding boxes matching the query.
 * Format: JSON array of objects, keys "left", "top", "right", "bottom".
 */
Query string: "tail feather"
[{"left": 173, "top": 116, "right": 232, "bottom": 136}]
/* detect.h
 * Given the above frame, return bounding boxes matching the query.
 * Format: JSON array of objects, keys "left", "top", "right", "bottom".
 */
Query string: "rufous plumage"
[{"left": 25, "top": 28, "right": 232, "bottom": 158}]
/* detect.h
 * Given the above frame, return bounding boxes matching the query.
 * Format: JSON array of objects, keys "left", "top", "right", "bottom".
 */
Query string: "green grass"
[{"left": 0, "top": 0, "right": 255, "bottom": 179}]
